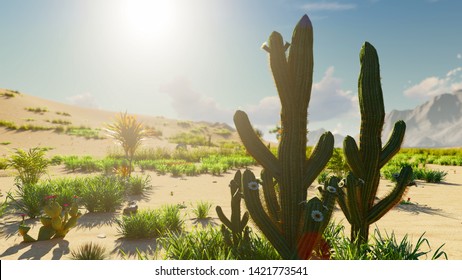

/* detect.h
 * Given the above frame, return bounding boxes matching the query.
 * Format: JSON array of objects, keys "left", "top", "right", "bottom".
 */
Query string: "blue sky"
[{"left": 1, "top": 0, "right": 461, "bottom": 140}]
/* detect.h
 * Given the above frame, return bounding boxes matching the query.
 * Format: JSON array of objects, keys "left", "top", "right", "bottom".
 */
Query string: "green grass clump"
[
  {"left": 56, "top": 111, "right": 71, "bottom": 117},
  {"left": 8, "top": 147, "right": 49, "bottom": 186},
  {"left": 169, "top": 132, "right": 209, "bottom": 146},
  {"left": 0, "top": 120, "right": 18, "bottom": 130},
  {"left": 79, "top": 176, "right": 124, "bottom": 212},
  {"left": 48, "top": 119, "right": 72, "bottom": 125},
  {"left": 25, "top": 107, "right": 48, "bottom": 114},
  {"left": 70, "top": 242, "right": 107, "bottom": 260},
  {"left": 192, "top": 201, "right": 212, "bottom": 219},
  {"left": 124, "top": 175, "right": 152, "bottom": 195},
  {"left": 7, "top": 183, "right": 53, "bottom": 218},
  {"left": 116, "top": 205, "right": 184, "bottom": 239},
  {"left": 17, "top": 124, "right": 53, "bottom": 131},
  {"left": 160, "top": 226, "right": 280, "bottom": 260},
  {"left": 65, "top": 126, "right": 104, "bottom": 139},
  {"left": 0, "top": 141, "right": 11, "bottom": 145},
  {"left": 323, "top": 222, "right": 447, "bottom": 260}
]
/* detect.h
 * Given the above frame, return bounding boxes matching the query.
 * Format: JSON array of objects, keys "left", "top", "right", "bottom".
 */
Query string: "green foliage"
[
  {"left": 192, "top": 201, "right": 212, "bottom": 219},
  {"left": 124, "top": 175, "right": 152, "bottom": 195},
  {"left": 323, "top": 222, "right": 447, "bottom": 260},
  {"left": 116, "top": 205, "right": 184, "bottom": 239},
  {"left": 79, "top": 176, "right": 124, "bottom": 212},
  {"left": 56, "top": 111, "right": 71, "bottom": 117},
  {"left": 160, "top": 226, "right": 280, "bottom": 260},
  {"left": 25, "top": 107, "right": 48, "bottom": 114},
  {"left": 0, "top": 195, "right": 9, "bottom": 218},
  {"left": 8, "top": 147, "right": 50, "bottom": 186},
  {"left": 0, "top": 119, "right": 17, "bottom": 130},
  {"left": 70, "top": 242, "right": 108, "bottom": 260},
  {"left": 169, "top": 132, "right": 209, "bottom": 146},
  {"left": 64, "top": 126, "right": 104, "bottom": 139}
]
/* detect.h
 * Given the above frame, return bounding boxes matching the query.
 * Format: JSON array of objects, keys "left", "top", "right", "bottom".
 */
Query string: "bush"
[
  {"left": 192, "top": 201, "right": 212, "bottom": 219},
  {"left": 8, "top": 183, "right": 52, "bottom": 218},
  {"left": 70, "top": 242, "right": 107, "bottom": 260},
  {"left": 160, "top": 226, "right": 280, "bottom": 260},
  {"left": 80, "top": 176, "right": 124, "bottom": 212},
  {"left": 116, "top": 205, "right": 184, "bottom": 239},
  {"left": 124, "top": 175, "right": 151, "bottom": 195},
  {"left": 323, "top": 222, "right": 447, "bottom": 260},
  {"left": 8, "top": 148, "right": 49, "bottom": 186}
]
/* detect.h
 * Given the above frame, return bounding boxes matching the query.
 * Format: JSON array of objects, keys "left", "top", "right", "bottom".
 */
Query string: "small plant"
[
  {"left": 8, "top": 147, "right": 50, "bottom": 186},
  {"left": 70, "top": 242, "right": 107, "bottom": 260},
  {"left": 106, "top": 112, "right": 145, "bottom": 176},
  {"left": 79, "top": 176, "right": 124, "bottom": 212},
  {"left": 0, "top": 196, "right": 9, "bottom": 218},
  {"left": 8, "top": 183, "right": 53, "bottom": 218},
  {"left": 124, "top": 175, "right": 151, "bottom": 195},
  {"left": 25, "top": 107, "right": 48, "bottom": 114},
  {"left": 0, "top": 119, "right": 18, "bottom": 130},
  {"left": 192, "top": 201, "right": 212, "bottom": 219},
  {"left": 116, "top": 205, "right": 184, "bottom": 239}
]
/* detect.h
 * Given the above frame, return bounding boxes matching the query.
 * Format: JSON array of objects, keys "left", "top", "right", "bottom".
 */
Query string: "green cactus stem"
[
  {"left": 216, "top": 170, "right": 250, "bottom": 246},
  {"left": 339, "top": 42, "right": 413, "bottom": 246},
  {"left": 234, "top": 14, "right": 335, "bottom": 259}
]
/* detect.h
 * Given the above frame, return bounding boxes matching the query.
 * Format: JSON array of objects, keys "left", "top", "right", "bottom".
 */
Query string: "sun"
[{"left": 119, "top": 0, "right": 176, "bottom": 41}]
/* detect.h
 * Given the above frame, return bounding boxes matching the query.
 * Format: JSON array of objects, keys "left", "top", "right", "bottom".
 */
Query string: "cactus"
[
  {"left": 233, "top": 14, "right": 335, "bottom": 259},
  {"left": 19, "top": 199, "right": 81, "bottom": 242},
  {"left": 337, "top": 42, "right": 413, "bottom": 246},
  {"left": 216, "top": 170, "right": 250, "bottom": 246}
]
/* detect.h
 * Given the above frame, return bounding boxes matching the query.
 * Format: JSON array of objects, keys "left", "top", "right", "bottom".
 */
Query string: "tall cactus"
[
  {"left": 234, "top": 14, "right": 335, "bottom": 259},
  {"left": 337, "top": 42, "right": 413, "bottom": 245},
  {"left": 216, "top": 170, "right": 250, "bottom": 246}
]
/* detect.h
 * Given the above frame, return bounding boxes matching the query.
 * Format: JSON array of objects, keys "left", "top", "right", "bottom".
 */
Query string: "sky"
[{"left": 1, "top": 0, "right": 462, "bottom": 141}]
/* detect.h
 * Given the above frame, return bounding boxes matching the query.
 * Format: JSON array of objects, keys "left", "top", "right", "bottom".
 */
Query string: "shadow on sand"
[
  {"left": 112, "top": 238, "right": 158, "bottom": 259},
  {"left": 0, "top": 238, "right": 70, "bottom": 260},
  {"left": 395, "top": 202, "right": 455, "bottom": 218},
  {"left": 76, "top": 212, "right": 117, "bottom": 230}
]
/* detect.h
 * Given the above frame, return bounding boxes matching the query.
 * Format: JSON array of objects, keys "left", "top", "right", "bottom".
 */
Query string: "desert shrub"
[
  {"left": 8, "top": 183, "right": 52, "bottom": 218},
  {"left": 0, "top": 158, "right": 8, "bottom": 170},
  {"left": 8, "top": 148, "right": 49, "bottom": 186},
  {"left": 192, "top": 201, "right": 212, "bottom": 219},
  {"left": 116, "top": 205, "right": 184, "bottom": 239},
  {"left": 169, "top": 132, "right": 208, "bottom": 146},
  {"left": 70, "top": 242, "right": 107, "bottom": 260},
  {"left": 0, "top": 196, "right": 9, "bottom": 218},
  {"left": 62, "top": 156, "right": 103, "bottom": 173},
  {"left": 65, "top": 126, "right": 104, "bottom": 139},
  {"left": 79, "top": 176, "right": 124, "bottom": 212},
  {"left": 25, "top": 107, "right": 48, "bottom": 114},
  {"left": 323, "top": 222, "right": 447, "bottom": 260},
  {"left": 0, "top": 119, "right": 17, "bottom": 130},
  {"left": 124, "top": 175, "right": 151, "bottom": 195},
  {"left": 160, "top": 226, "right": 280, "bottom": 260}
]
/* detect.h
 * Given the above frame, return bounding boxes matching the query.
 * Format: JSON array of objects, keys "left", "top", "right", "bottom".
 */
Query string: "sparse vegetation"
[
  {"left": 24, "top": 107, "right": 48, "bottom": 114},
  {"left": 192, "top": 201, "right": 212, "bottom": 219},
  {"left": 8, "top": 147, "right": 49, "bottom": 186},
  {"left": 70, "top": 242, "right": 108, "bottom": 260}
]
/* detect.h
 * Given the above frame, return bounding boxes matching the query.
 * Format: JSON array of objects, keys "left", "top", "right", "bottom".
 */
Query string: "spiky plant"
[
  {"left": 70, "top": 242, "right": 108, "bottom": 260},
  {"left": 106, "top": 112, "right": 145, "bottom": 176},
  {"left": 8, "top": 147, "right": 49, "bottom": 186}
]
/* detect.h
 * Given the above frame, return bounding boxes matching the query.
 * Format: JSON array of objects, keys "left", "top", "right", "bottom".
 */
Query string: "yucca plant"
[
  {"left": 106, "top": 112, "right": 145, "bottom": 176},
  {"left": 70, "top": 242, "right": 108, "bottom": 260}
]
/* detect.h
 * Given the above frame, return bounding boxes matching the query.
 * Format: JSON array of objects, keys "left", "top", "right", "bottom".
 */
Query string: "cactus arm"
[
  {"left": 288, "top": 14, "right": 314, "bottom": 108},
  {"left": 240, "top": 211, "right": 250, "bottom": 232},
  {"left": 260, "top": 169, "right": 280, "bottom": 221},
  {"left": 303, "top": 132, "right": 335, "bottom": 188},
  {"left": 265, "top": 31, "right": 293, "bottom": 105},
  {"left": 234, "top": 110, "right": 281, "bottom": 180},
  {"left": 242, "top": 169, "right": 291, "bottom": 258},
  {"left": 344, "top": 174, "right": 364, "bottom": 228},
  {"left": 379, "top": 120, "right": 406, "bottom": 168},
  {"left": 335, "top": 186, "right": 353, "bottom": 224},
  {"left": 216, "top": 206, "right": 233, "bottom": 230},
  {"left": 368, "top": 166, "right": 412, "bottom": 224},
  {"left": 343, "top": 136, "right": 366, "bottom": 179}
]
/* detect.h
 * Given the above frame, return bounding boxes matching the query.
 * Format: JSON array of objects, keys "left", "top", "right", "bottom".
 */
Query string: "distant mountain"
[
  {"left": 308, "top": 128, "right": 345, "bottom": 148},
  {"left": 383, "top": 90, "right": 462, "bottom": 147}
]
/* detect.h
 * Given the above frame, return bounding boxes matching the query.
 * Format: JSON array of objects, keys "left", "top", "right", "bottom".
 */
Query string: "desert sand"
[{"left": 1, "top": 90, "right": 461, "bottom": 260}]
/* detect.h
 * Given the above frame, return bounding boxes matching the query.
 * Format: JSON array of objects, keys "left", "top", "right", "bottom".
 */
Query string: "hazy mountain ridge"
[{"left": 383, "top": 90, "right": 462, "bottom": 147}]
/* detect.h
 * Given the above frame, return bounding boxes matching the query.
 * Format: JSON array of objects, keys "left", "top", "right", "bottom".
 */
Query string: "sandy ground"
[{"left": 0, "top": 164, "right": 461, "bottom": 260}]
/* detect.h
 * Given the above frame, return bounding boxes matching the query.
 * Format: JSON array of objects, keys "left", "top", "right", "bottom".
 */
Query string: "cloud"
[
  {"left": 457, "top": 53, "right": 461, "bottom": 59},
  {"left": 301, "top": 2, "right": 357, "bottom": 11},
  {"left": 159, "top": 77, "right": 232, "bottom": 123},
  {"left": 161, "top": 67, "right": 355, "bottom": 131},
  {"left": 67, "top": 92, "right": 99, "bottom": 109},
  {"left": 404, "top": 67, "right": 462, "bottom": 99}
]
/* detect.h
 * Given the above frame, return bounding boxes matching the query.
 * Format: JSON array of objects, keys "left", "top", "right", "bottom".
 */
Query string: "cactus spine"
[
  {"left": 216, "top": 170, "right": 250, "bottom": 246},
  {"left": 338, "top": 42, "right": 413, "bottom": 245},
  {"left": 234, "top": 14, "right": 335, "bottom": 259}
]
